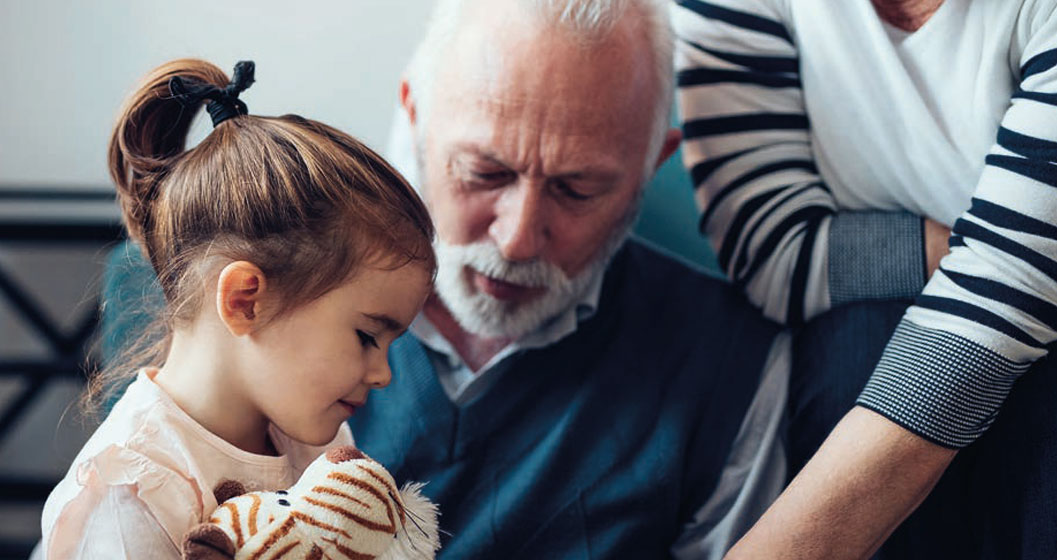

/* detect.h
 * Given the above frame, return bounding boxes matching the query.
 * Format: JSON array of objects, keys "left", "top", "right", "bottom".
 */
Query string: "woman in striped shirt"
[{"left": 673, "top": 0, "right": 1057, "bottom": 556}]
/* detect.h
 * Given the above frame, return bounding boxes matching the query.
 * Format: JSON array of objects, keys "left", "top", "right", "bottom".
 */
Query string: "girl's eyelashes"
[{"left": 357, "top": 330, "right": 379, "bottom": 349}]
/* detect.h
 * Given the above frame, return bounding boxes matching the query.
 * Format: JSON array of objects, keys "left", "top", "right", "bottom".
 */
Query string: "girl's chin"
[{"left": 284, "top": 421, "right": 342, "bottom": 447}]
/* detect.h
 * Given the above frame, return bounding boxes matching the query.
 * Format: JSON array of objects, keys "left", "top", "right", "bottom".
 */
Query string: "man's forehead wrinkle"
[
  {"left": 453, "top": 2, "right": 649, "bottom": 95},
  {"left": 451, "top": 99, "right": 628, "bottom": 180},
  {"left": 431, "top": 2, "right": 658, "bottom": 180},
  {"left": 443, "top": 5, "right": 655, "bottom": 111},
  {"left": 435, "top": 77, "right": 645, "bottom": 181}
]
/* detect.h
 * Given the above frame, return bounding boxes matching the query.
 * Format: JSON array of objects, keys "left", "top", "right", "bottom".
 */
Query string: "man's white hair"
[{"left": 405, "top": 0, "right": 674, "bottom": 164}]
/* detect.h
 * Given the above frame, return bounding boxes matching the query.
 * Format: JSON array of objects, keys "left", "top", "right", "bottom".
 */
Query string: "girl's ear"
[{"left": 216, "top": 261, "right": 269, "bottom": 336}]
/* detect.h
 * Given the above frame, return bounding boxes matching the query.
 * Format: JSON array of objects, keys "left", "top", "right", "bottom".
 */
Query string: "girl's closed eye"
[{"left": 357, "top": 330, "right": 380, "bottom": 349}]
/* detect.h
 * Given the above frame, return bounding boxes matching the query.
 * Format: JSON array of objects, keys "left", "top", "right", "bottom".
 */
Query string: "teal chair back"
[{"left": 634, "top": 138, "right": 719, "bottom": 275}]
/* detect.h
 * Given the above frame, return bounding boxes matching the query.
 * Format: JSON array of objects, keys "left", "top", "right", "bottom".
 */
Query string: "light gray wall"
[{"left": 0, "top": 0, "right": 433, "bottom": 188}]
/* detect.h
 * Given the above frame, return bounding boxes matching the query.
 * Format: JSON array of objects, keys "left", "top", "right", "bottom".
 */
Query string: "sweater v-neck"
[
  {"left": 878, "top": 0, "right": 952, "bottom": 47},
  {"left": 386, "top": 251, "right": 626, "bottom": 464},
  {"left": 873, "top": 0, "right": 947, "bottom": 34}
]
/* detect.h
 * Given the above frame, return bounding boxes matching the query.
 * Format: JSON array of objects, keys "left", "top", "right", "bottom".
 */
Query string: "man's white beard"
[{"left": 432, "top": 228, "right": 630, "bottom": 340}]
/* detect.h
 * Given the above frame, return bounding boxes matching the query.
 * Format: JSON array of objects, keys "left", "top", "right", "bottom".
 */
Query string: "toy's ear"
[
  {"left": 213, "top": 479, "right": 246, "bottom": 504},
  {"left": 182, "top": 524, "right": 235, "bottom": 560},
  {"left": 325, "top": 446, "right": 367, "bottom": 463}
]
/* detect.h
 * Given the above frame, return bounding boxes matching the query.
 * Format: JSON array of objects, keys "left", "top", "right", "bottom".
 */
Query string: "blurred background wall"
[
  {"left": 1, "top": 0, "right": 430, "bottom": 186},
  {"left": 0, "top": 2, "right": 434, "bottom": 556}
]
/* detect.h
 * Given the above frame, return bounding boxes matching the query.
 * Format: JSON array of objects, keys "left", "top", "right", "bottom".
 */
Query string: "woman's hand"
[{"left": 924, "top": 218, "right": 951, "bottom": 280}]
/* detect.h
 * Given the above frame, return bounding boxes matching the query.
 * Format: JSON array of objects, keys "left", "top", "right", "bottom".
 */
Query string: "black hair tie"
[{"left": 169, "top": 60, "right": 255, "bottom": 127}]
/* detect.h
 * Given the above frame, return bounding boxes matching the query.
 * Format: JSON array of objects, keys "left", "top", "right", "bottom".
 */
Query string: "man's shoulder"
[
  {"left": 608, "top": 237, "right": 779, "bottom": 335},
  {"left": 617, "top": 237, "right": 729, "bottom": 287}
]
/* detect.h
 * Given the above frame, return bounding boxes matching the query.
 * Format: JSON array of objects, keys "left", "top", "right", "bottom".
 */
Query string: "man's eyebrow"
[
  {"left": 452, "top": 145, "right": 509, "bottom": 166},
  {"left": 362, "top": 313, "right": 405, "bottom": 333},
  {"left": 452, "top": 145, "right": 623, "bottom": 181}
]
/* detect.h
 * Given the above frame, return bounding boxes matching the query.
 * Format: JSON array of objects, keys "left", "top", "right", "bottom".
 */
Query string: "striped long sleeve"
[
  {"left": 672, "top": 0, "right": 928, "bottom": 325},
  {"left": 859, "top": 7, "right": 1057, "bottom": 447},
  {"left": 674, "top": 0, "right": 1057, "bottom": 447}
]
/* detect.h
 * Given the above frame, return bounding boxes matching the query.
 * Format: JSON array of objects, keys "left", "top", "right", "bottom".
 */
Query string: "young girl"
[{"left": 39, "top": 59, "right": 436, "bottom": 559}]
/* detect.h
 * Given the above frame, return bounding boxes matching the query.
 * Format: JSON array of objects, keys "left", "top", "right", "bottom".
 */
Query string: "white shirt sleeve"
[{"left": 671, "top": 332, "right": 790, "bottom": 559}]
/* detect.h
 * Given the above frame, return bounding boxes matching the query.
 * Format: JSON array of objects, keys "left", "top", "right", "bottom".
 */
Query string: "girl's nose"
[{"left": 366, "top": 358, "right": 392, "bottom": 389}]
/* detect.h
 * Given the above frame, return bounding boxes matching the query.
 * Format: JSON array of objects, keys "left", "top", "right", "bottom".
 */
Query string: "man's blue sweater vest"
[{"left": 350, "top": 240, "right": 779, "bottom": 558}]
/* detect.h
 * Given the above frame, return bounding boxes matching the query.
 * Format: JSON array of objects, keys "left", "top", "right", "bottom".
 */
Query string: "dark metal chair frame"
[{"left": 0, "top": 188, "right": 121, "bottom": 558}]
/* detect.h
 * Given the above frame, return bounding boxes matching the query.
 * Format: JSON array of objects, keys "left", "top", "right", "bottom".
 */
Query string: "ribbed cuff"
[
  {"left": 856, "top": 320, "right": 1031, "bottom": 448},
  {"left": 828, "top": 212, "right": 926, "bottom": 306}
]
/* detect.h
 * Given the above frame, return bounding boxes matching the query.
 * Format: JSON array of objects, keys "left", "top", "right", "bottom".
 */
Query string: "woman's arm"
[
  {"left": 727, "top": 407, "right": 956, "bottom": 559},
  {"left": 731, "top": 3, "right": 1057, "bottom": 556},
  {"left": 856, "top": 1, "right": 1057, "bottom": 449},
  {"left": 673, "top": 0, "right": 936, "bottom": 326}
]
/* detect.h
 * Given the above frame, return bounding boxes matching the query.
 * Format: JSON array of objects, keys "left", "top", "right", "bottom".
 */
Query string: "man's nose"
[{"left": 489, "top": 182, "right": 548, "bottom": 262}]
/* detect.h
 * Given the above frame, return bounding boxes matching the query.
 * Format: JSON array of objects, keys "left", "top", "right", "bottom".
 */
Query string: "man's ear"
[
  {"left": 216, "top": 261, "right": 268, "bottom": 337},
  {"left": 654, "top": 128, "right": 682, "bottom": 170},
  {"left": 399, "top": 77, "right": 417, "bottom": 126}
]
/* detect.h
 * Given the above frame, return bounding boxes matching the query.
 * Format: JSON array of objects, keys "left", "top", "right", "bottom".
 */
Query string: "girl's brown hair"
[{"left": 85, "top": 58, "right": 435, "bottom": 414}]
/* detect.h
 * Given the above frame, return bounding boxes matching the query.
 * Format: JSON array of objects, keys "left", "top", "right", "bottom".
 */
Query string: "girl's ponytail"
[{"left": 107, "top": 59, "right": 228, "bottom": 247}]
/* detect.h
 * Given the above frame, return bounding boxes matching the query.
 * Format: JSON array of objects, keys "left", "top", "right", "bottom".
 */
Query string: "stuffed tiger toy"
[{"left": 182, "top": 446, "right": 440, "bottom": 560}]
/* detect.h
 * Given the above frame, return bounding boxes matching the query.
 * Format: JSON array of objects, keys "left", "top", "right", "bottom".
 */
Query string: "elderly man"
[{"left": 349, "top": 0, "right": 787, "bottom": 557}]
